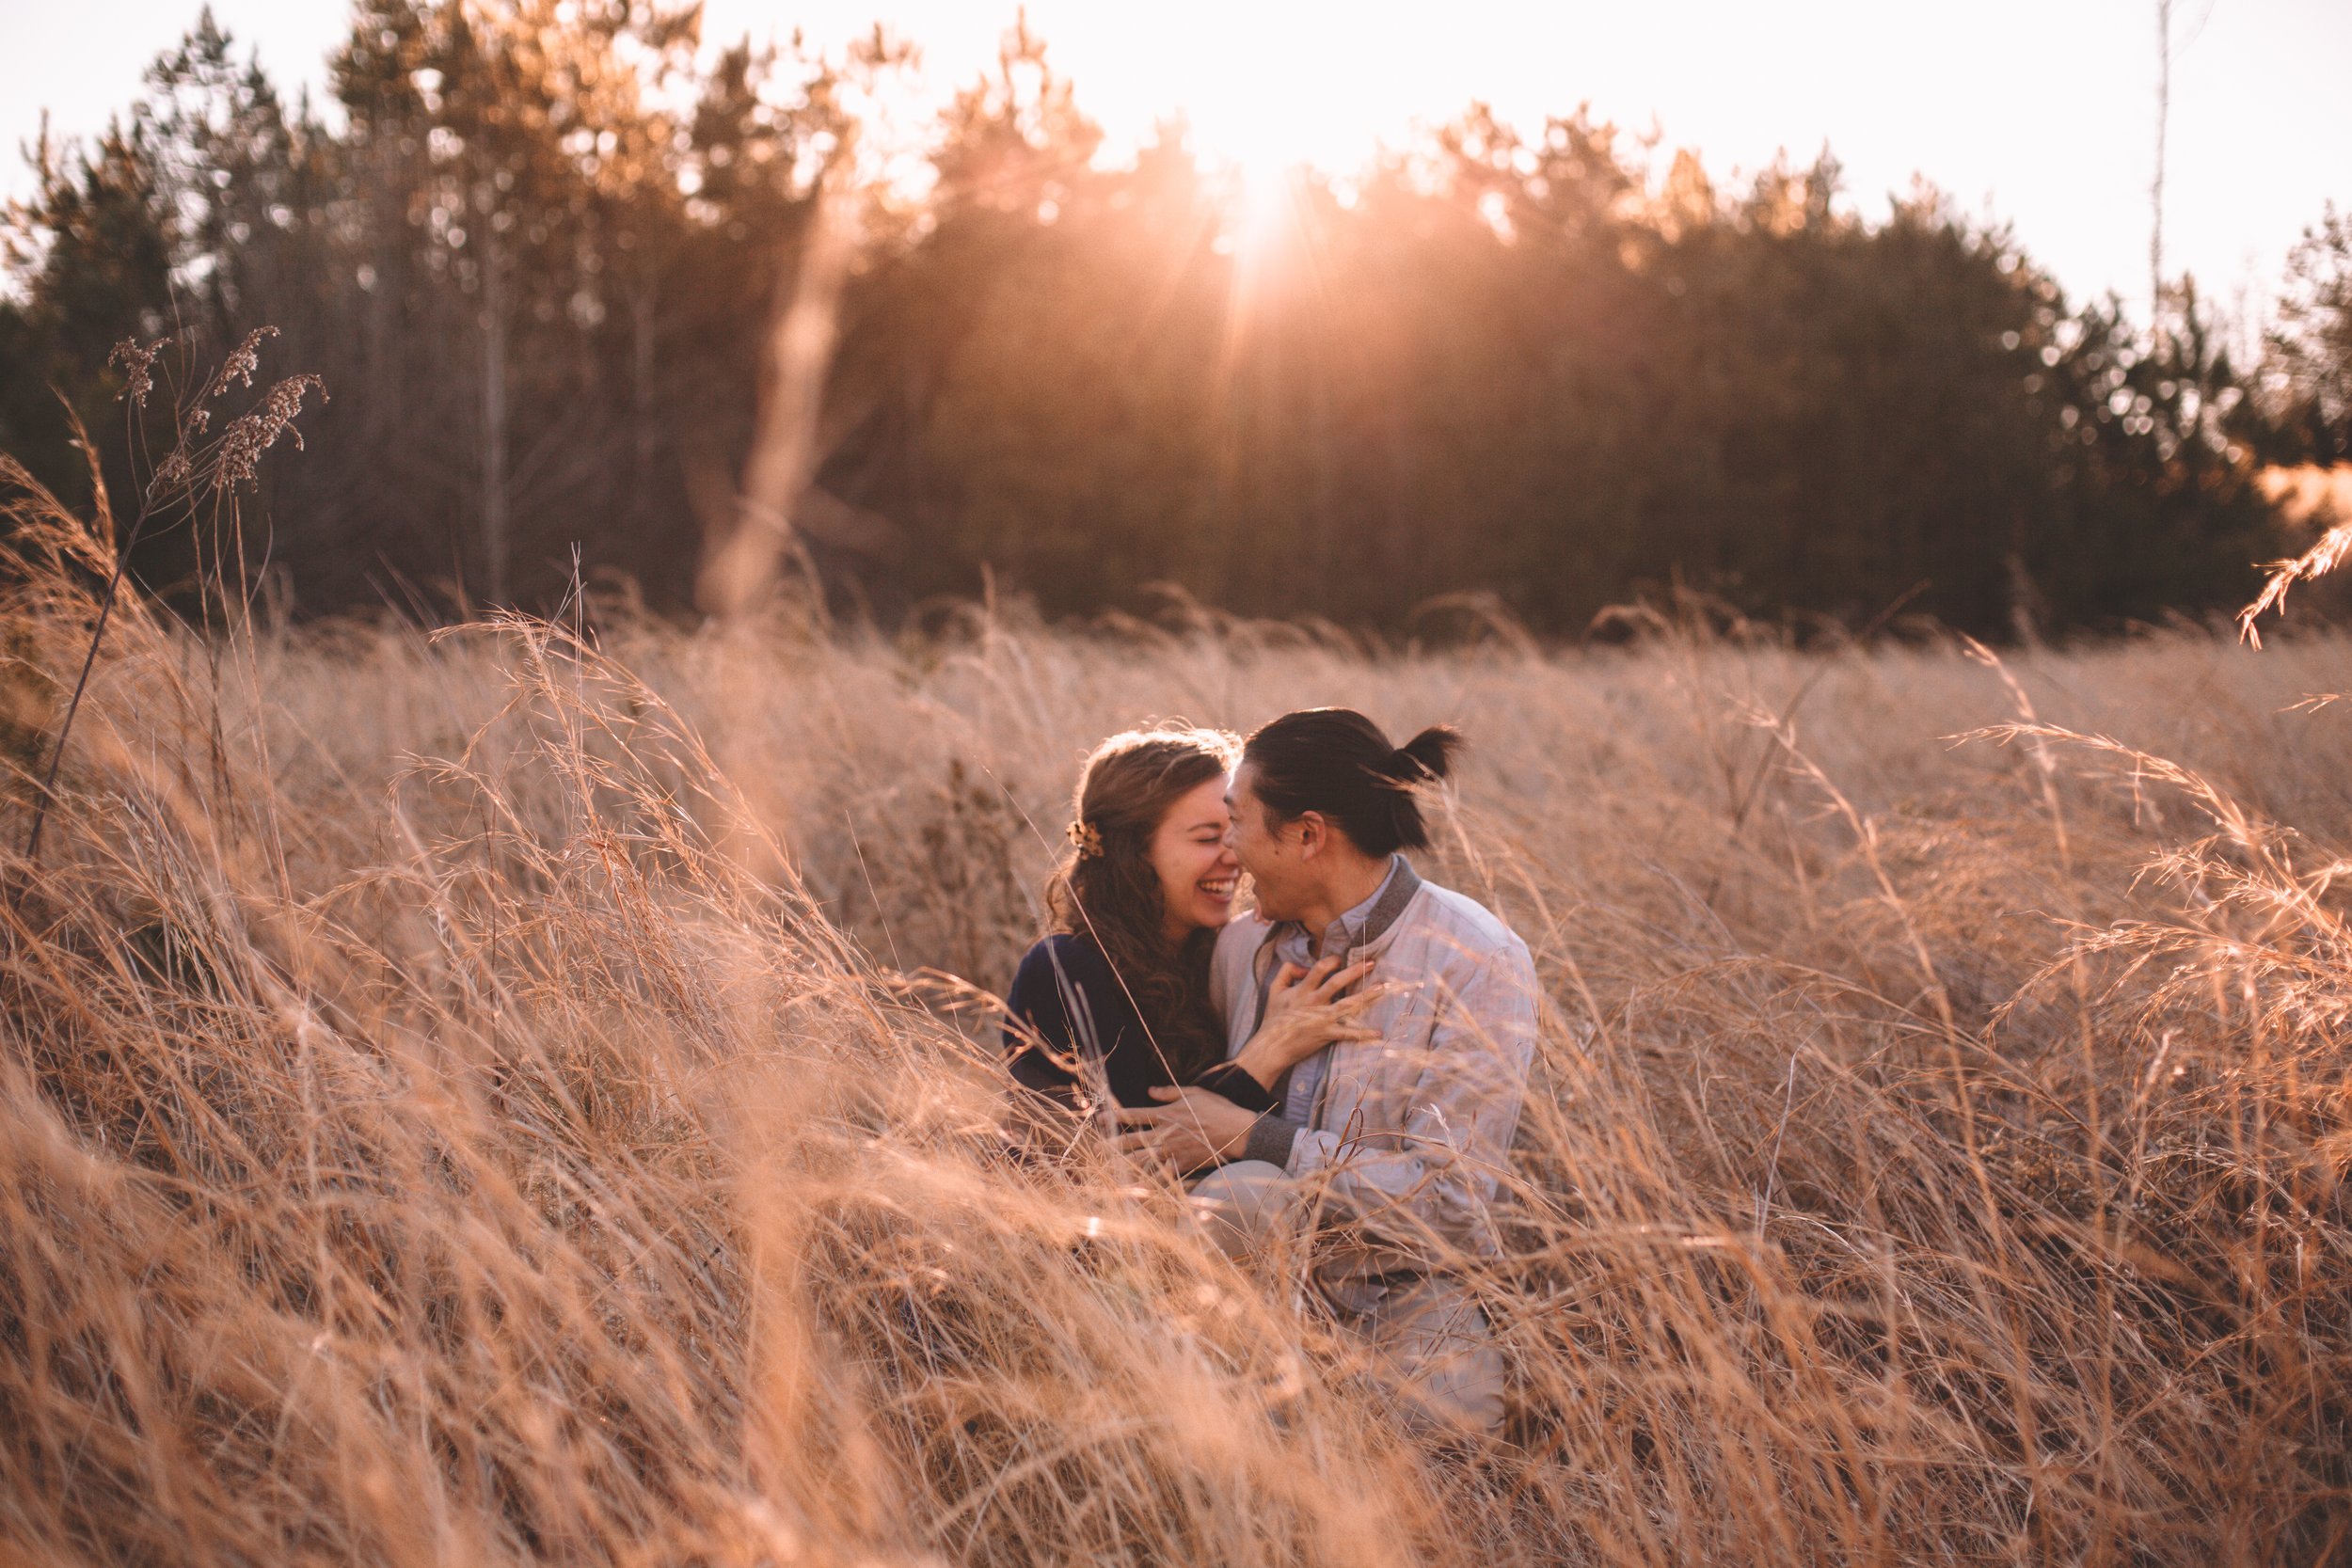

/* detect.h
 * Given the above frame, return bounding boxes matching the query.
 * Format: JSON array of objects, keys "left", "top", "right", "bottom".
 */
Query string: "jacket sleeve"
[
  {"left": 1283, "top": 943, "right": 1538, "bottom": 1252},
  {"left": 1003, "top": 941, "right": 1089, "bottom": 1110},
  {"left": 1206, "top": 919, "right": 1257, "bottom": 1049}
]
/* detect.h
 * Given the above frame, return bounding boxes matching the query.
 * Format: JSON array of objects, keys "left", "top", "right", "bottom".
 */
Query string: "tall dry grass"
[{"left": 3, "top": 461, "right": 2350, "bottom": 1564}]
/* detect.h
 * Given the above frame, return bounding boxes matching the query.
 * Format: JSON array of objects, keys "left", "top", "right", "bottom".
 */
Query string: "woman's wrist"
[
  {"left": 1193, "top": 1060, "right": 1278, "bottom": 1114},
  {"left": 1232, "top": 1036, "right": 1287, "bottom": 1087}
]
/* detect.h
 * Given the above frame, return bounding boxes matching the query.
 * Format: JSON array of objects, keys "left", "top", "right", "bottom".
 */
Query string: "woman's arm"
[
  {"left": 1002, "top": 940, "right": 1096, "bottom": 1111},
  {"left": 1188, "top": 1058, "right": 1279, "bottom": 1114},
  {"left": 1228, "top": 956, "right": 1385, "bottom": 1088}
]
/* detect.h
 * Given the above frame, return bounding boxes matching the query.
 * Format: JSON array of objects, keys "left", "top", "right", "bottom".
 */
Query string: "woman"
[{"left": 1004, "top": 724, "right": 1375, "bottom": 1126}]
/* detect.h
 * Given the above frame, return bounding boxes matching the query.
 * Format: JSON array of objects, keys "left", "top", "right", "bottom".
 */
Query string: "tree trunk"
[
  {"left": 694, "top": 166, "right": 859, "bottom": 621},
  {"left": 632, "top": 278, "right": 657, "bottom": 526},
  {"left": 481, "top": 228, "right": 511, "bottom": 606}
]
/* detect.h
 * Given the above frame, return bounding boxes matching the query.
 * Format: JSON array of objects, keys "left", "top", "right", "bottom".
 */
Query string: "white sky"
[{"left": 4, "top": 0, "right": 2347, "bottom": 323}]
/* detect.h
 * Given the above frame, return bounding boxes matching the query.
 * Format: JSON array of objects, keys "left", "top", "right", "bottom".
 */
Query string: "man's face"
[{"left": 1225, "top": 761, "right": 1307, "bottom": 922}]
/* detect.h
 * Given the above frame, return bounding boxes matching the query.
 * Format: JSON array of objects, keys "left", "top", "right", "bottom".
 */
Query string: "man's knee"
[
  {"left": 1370, "top": 1283, "right": 1506, "bottom": 1436},
  {"left": 1186, "top": 1159, "right": 1297, "bottom": 1262}
]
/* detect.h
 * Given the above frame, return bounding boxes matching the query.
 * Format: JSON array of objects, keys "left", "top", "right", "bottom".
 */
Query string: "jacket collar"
[
  {"left": 1254, "top": 855, "right": 1423, "bottom": 977},
  {"left": 1348, "top": 854, "right": 1422, "bottom": 953}
]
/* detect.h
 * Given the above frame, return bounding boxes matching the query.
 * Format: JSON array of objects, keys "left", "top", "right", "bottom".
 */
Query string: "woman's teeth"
[{"left": 1199, "top": 877, "right": 1236, "bottom": 898}]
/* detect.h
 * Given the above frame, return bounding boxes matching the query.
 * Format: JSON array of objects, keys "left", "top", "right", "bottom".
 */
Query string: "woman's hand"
[{"left": 1231, "top": 956, "right": 1390, "bottom": 1089}]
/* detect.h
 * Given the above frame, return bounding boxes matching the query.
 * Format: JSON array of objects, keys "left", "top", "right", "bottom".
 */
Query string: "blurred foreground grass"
[{"left": 3, "top": 482, "right": 2350, "bottom": 1564}]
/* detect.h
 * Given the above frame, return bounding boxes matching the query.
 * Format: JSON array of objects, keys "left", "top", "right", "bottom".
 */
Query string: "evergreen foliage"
[
  {"left": 2267, "top": 203, "right": 2352, "bottom": 466},
  {"left": 0, "top": 4, "right": 2312, "bottom": 635}
]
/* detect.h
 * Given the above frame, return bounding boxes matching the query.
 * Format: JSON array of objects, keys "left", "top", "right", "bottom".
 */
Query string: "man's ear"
[{"left": 1295, "top": 811, "right": 1327, "bottom": 860}]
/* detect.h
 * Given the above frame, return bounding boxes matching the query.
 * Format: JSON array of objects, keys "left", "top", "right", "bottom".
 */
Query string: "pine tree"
[{"left": 2268, "top": 206, "right": 2352, "bottom": 465}]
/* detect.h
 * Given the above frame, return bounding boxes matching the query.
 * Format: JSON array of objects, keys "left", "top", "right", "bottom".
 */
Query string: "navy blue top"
[{"left": 1003, "top": 933, "right": 1278, "bottom": 1115}]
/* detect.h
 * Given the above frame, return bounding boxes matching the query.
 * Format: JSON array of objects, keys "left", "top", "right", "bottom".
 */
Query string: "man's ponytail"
[
  {"left": 1243, "top": 709, "right": 1468, "bottom": 856},
  {"left": 1393, "top": 725, "right": 1464, "bottom": 784}
]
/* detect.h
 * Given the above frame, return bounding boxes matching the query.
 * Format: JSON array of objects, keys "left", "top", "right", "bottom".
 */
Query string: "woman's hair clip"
[{"left": 1065, "top": 819, "right": 1104, "bottom": 860}]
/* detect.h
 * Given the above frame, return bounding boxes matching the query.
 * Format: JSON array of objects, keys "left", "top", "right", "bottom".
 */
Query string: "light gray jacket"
[{"left": 1209, "top": 863, "right": 1539, "bottom": 1259}]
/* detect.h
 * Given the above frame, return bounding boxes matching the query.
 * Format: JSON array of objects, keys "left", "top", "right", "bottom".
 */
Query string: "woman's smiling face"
[{"left": 1152, "top": 774, "right": 1241, "bottom": 942}]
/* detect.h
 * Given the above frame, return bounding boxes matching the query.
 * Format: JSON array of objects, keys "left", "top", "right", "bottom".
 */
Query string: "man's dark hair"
[{"left": 1242, "top": 708, "right": 1464, "bottom": 857}]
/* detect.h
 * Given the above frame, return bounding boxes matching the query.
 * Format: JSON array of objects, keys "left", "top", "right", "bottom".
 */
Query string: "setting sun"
[
  {"left": 684, "top": 0, "right": 2351, "bottom": 322},
  {"left": 1157, "top": 50, "right": 1341, "bottom": 185}
]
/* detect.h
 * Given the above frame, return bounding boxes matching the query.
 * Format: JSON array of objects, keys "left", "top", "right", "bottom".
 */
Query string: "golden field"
[{"left": 3, "top": 480, "right": 2350, "bottom": 1566}]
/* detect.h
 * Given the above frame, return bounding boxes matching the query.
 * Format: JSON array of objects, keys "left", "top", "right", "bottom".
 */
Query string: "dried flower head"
[
  {"left": 187, "top": 326, "right": 284, "bottom": 435},
  {"left": 205, "top": 326, "right": 279, "bottom": 403},
  {"left": 107, "top": 336, "right": 168, "bottom": 407},
  {"left": 210, "top": 373, "right": 327, "bottom": 491}
]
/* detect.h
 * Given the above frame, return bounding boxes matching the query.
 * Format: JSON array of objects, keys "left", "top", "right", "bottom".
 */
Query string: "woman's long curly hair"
[{"left": 1044, "top": 725, "right": 1241, "bottom": 1086}]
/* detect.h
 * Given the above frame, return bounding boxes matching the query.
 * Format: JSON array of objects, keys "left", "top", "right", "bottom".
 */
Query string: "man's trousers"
[{"left": 1187, "top": 1159, "right": 1505, "bottom": 1435}]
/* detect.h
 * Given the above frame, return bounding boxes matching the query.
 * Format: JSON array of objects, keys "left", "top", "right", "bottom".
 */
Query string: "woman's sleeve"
[
  {"left": 1189, "top": 1058, "right": 1279, "bottom": 1115},
  {"left": 1003, "top": 942, "right": 1087, "bottom": 1109}
]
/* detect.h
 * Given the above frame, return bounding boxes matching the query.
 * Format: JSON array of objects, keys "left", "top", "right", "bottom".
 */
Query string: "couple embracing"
[{"left": 1003, "top": 708, "right": 1539, "bottom": 1434}]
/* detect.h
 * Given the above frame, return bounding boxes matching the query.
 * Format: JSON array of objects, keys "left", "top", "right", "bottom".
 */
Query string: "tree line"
[{"left": 4, "top": 1, "right": 2348, "bottom": 638}]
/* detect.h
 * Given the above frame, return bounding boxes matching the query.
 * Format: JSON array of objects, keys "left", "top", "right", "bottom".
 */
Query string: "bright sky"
[{"left": 4, "top": 0, "right": 2347, "bottom": 323}]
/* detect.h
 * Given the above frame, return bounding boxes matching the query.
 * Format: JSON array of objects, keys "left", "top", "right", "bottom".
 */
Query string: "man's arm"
[{"left": 1206, "top": 916, "right": 1263, "bottom": 1056}]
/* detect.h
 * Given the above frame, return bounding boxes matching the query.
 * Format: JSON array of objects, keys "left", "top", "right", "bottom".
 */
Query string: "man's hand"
[{"left": 1113, "top": 1085, "right": 1263, "bottom": 1173}]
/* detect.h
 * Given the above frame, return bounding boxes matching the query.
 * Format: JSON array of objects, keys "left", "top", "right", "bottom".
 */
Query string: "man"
[{"left": 1115, "top": 707, "right": 1540, "bottom": 1434}]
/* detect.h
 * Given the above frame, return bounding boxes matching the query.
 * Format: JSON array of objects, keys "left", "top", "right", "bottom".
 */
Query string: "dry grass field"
[{"left": 4, "top": 472, "right": 2351, "bottom": 1565}]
